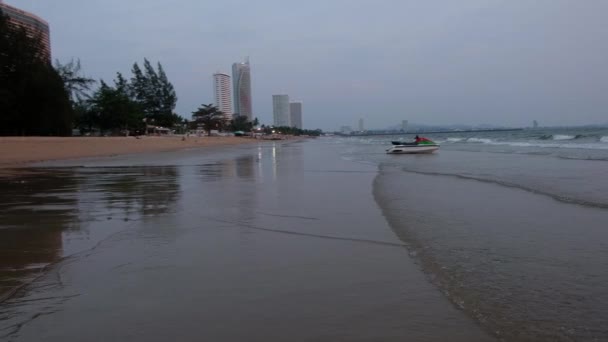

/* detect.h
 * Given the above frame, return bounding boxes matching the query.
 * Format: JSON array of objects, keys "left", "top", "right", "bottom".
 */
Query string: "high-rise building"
[
  {"left": 0, "top": 1, "right": 51, "bottom": 61},
  {"left": 358, "top": 118, "right": 365, "bottom": 132},
  {"left": 401, "top": 120, "right": 408, "bottom": 132},
  {"left": 213, "top": 72, "right": 232, "bottom": 119},
  {"left": 290, "top": 102, "right": 303, "bottom": 129},
  {"left": 273, "top": 95, "right": 290, "bottom": 127},
  {"left": 232, "top": 58, "right": 253, "bottom": 120}
]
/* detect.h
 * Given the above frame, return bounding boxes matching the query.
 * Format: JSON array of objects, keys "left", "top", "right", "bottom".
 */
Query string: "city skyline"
[{"left": 7, "top": 0, "right": 608, "bottom": 130}]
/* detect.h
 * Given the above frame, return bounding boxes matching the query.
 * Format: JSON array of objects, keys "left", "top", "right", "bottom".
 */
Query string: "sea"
[{"left": 339, "top": 127, "right": 608, "bottom": 341}]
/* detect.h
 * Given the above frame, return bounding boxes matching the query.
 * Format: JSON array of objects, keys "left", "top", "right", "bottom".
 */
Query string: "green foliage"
[
  {"left": 72, "top": 62, "right": 178, "bottom": 135},
  {"left": 229, "top": 115, "right": 253, "bottom": 132},
  {"left": 130, "top": 59, "right": 177, "bottom": 127},
  {"left": 263, "top": 126, "right": 323, "bottom": 136},
  {"left": 192, "top": 104, "right": 227, "bottom": 134},
  {"left": 0, "top": 11, "right": 73, "bottom": 136},
  {"left": 54, "top": 58, "right": 95, "bottom": 103},
  {"left": 86, "top": 76, "right": 144, "bottom": 134}
]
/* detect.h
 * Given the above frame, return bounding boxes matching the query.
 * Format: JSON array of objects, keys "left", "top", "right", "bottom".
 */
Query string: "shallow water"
[
  {"left": 0, "top": 141, "right": 493, "bottom": 341},
  {"left": 339, "top": 132, "right": 608, "bottom": 341}
]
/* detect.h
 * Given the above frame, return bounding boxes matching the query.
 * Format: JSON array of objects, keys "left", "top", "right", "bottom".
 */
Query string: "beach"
[
  {"left": 2, "top": 131, "right": 607, "bottom": 341},
  {"left": 0, "top": 139, "right": 494, "bottom": 341},
  {"left": 0, "top": 136, "right": 262, "bottom": 169}
]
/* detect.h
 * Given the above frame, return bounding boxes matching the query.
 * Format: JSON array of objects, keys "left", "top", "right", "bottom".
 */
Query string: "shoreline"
[
  {"left": 0, "top": 135, "right": 272, "bottom": 171},
  {"left": 0, "top": 138, "right": 494, "bottom": 341}
]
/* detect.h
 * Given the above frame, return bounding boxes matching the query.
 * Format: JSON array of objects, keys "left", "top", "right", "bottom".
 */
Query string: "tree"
[
  {"left": 54, "top": 58, "right": 96, "bottom": 103},
  {"left": 263, "top": 126, "right": 323, "bottom": 136},
  {"left": 130, "top": 59, "right": 177, "bottom": 127},
  {"left": 0, "top": 11, "right": 73, "bottom": 136},
  {"left": 73, "top": 99, "right": 96, "bottom": 134},
  {"left": 157, "top": 62, "right": 177, "bottom": 117},
  {"left": 89, "top": 78, "right": 143, "bottom": 134},
  {"left": 229, "top": 115, "right": 252, "bottom": 132},
  {"left": 192, "top": 104, "right": 227, "bottom": 134}
]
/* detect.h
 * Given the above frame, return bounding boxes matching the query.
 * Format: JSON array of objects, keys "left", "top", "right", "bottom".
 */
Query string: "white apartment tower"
[
  {"left": 273, "top": 95, "right": 291, "bottom": 127},
  {"left": 290, "top": 102, "right": 303, "bottom": 129},
  {"left": 213, "top": 73, "right": 232, "bottom": 119}
]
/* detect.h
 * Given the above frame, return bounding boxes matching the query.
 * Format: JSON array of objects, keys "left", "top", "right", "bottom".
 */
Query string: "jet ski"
[{"left": 386, "top": 138, "right": 439, "bottom": 154}]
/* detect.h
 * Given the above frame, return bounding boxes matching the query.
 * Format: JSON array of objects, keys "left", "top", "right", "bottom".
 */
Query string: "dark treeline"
[
  {"left": 75, "top": 59, "right": 179, "bottom": 135},
  {"left": 0, "top": 11, "right": 72, "bottom": 136},
  {"left": 190, "top": 104, "right": 322, "bottom": 136},
  {"left": 260, "top": 125, "right": 322, "bottom": 136},
  {"left": 191, "top": 103, "right": 260, "bottom": 134},
  {"left": 1, "top": 10, "right": 179, "bottom": 136}
]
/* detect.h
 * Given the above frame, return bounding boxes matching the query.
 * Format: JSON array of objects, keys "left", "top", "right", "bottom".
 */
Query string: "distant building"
[
  {"left": 358, "top": 118, "right": 365, "bottom": 131},
  {"left": 232, "top": 58, "right": 253, "bottom": 120},
  {"left": 213, "top": 72, "right": 232, "bottom": 120},
  {"left": 402, "top": 120, "right": 408, "bottom": 132},
  {"left": 0, "top": 1, "right": 51, "bottom": 61},
  {"left": 290, "top": 102, "right": 303, "bottom": 129},
  {"left": 340, "top": 126, "right": 353, "bottom": 134},
  {"left": 273, "top": 95, "right": 290, "bottom": 127},
  {"left": 533, "top": 120, "right": 539, "bottom": 129}
]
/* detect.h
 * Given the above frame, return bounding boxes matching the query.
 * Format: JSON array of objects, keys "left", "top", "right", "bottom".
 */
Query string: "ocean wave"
[
  {"left": 396, "top": 168, "right": 608, "bottom": 209},
  {"left": 446, "top": 137, "right": 464, "bottom": 142},
  {"left": 539, "top": 134, "right": 581, "bottom": 141},
  {"left": 466, "top": 137, "right": 493, "bottom": 143},
  {"left": 553, "top": 134, "right": 576, "bottom": 140},
  {"left": 457, "top": 138, "right": 608, "bottom": 150},
  {"left": 504, "top": 142, "right": 608, "bottom": 150}
]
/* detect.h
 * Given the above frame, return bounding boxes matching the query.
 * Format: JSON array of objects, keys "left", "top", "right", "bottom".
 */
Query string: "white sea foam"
[
  {"left": 483, "top": 141, "right": 608, "bottom": 150},
  {"left": 553, "top": 135, "right": 576, "bottom": 141},
  {"left": 467, "top": 138, "right": 493, "bottom": 144},
  {"left": 447, "top": 138, "right": 464, "bottom": 142},
  {"left": 600, "top": 136, "right": 608, "bottom": 143}
]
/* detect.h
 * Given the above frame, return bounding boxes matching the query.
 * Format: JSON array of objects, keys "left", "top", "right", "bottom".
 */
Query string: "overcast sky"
[{"left": 9, "top": 0, "right": 608, "bottom": 130}]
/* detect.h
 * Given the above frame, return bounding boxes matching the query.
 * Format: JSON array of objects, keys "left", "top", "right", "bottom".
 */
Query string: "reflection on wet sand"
[
  {"left": 0, "top": 170, "right": 79, "bottom": 300},
  {"left": 1, "top": 141, "right": 497, "bottom": 342},
  {"left": 83, "top": 166, "right": 181, "bottom": 218},
  {"left": 0, "top": 166, "right": 181, "bottom": 302}
]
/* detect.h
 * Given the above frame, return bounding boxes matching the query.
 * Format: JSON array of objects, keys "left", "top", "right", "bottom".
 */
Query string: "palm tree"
[{"left": 192, "top": 104, "right": 226, "bottom": 135}]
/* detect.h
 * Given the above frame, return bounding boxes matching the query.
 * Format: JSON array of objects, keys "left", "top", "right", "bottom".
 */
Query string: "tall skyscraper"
[
  {"left": 358, "top": 118, "right": 365, "bottom": 131},
  {"left": 290, "top": 102, "right": 303, "bottom": 129},
  {"left": 273, "top": 95, "right": 290, "bottom": 127},
  {"left": 0, "top": 1, "right": 51, "bottom": 61},
  {"left": 213, "top": 72, "right": 232, "bottom": 119},
  {"left": 232, "top": 58, "right": 253, "bottom": 120}
]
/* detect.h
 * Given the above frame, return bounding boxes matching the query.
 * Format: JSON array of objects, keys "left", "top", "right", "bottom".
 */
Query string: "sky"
[{"left": 8, "top": 0, "right": 608, "bottom": 130}]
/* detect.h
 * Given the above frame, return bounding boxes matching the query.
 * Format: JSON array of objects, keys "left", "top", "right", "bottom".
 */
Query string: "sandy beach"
[{"left": 0, "top": 136, "right": 262, "bottom": 169}]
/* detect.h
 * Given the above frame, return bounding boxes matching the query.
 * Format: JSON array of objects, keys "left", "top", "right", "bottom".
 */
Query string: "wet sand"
[
  {"left": 0, "top": 140, "right": 494, "bottom": 341},
  {"left": 0, "top": 136, "right": 262, "bottom": 170}
]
